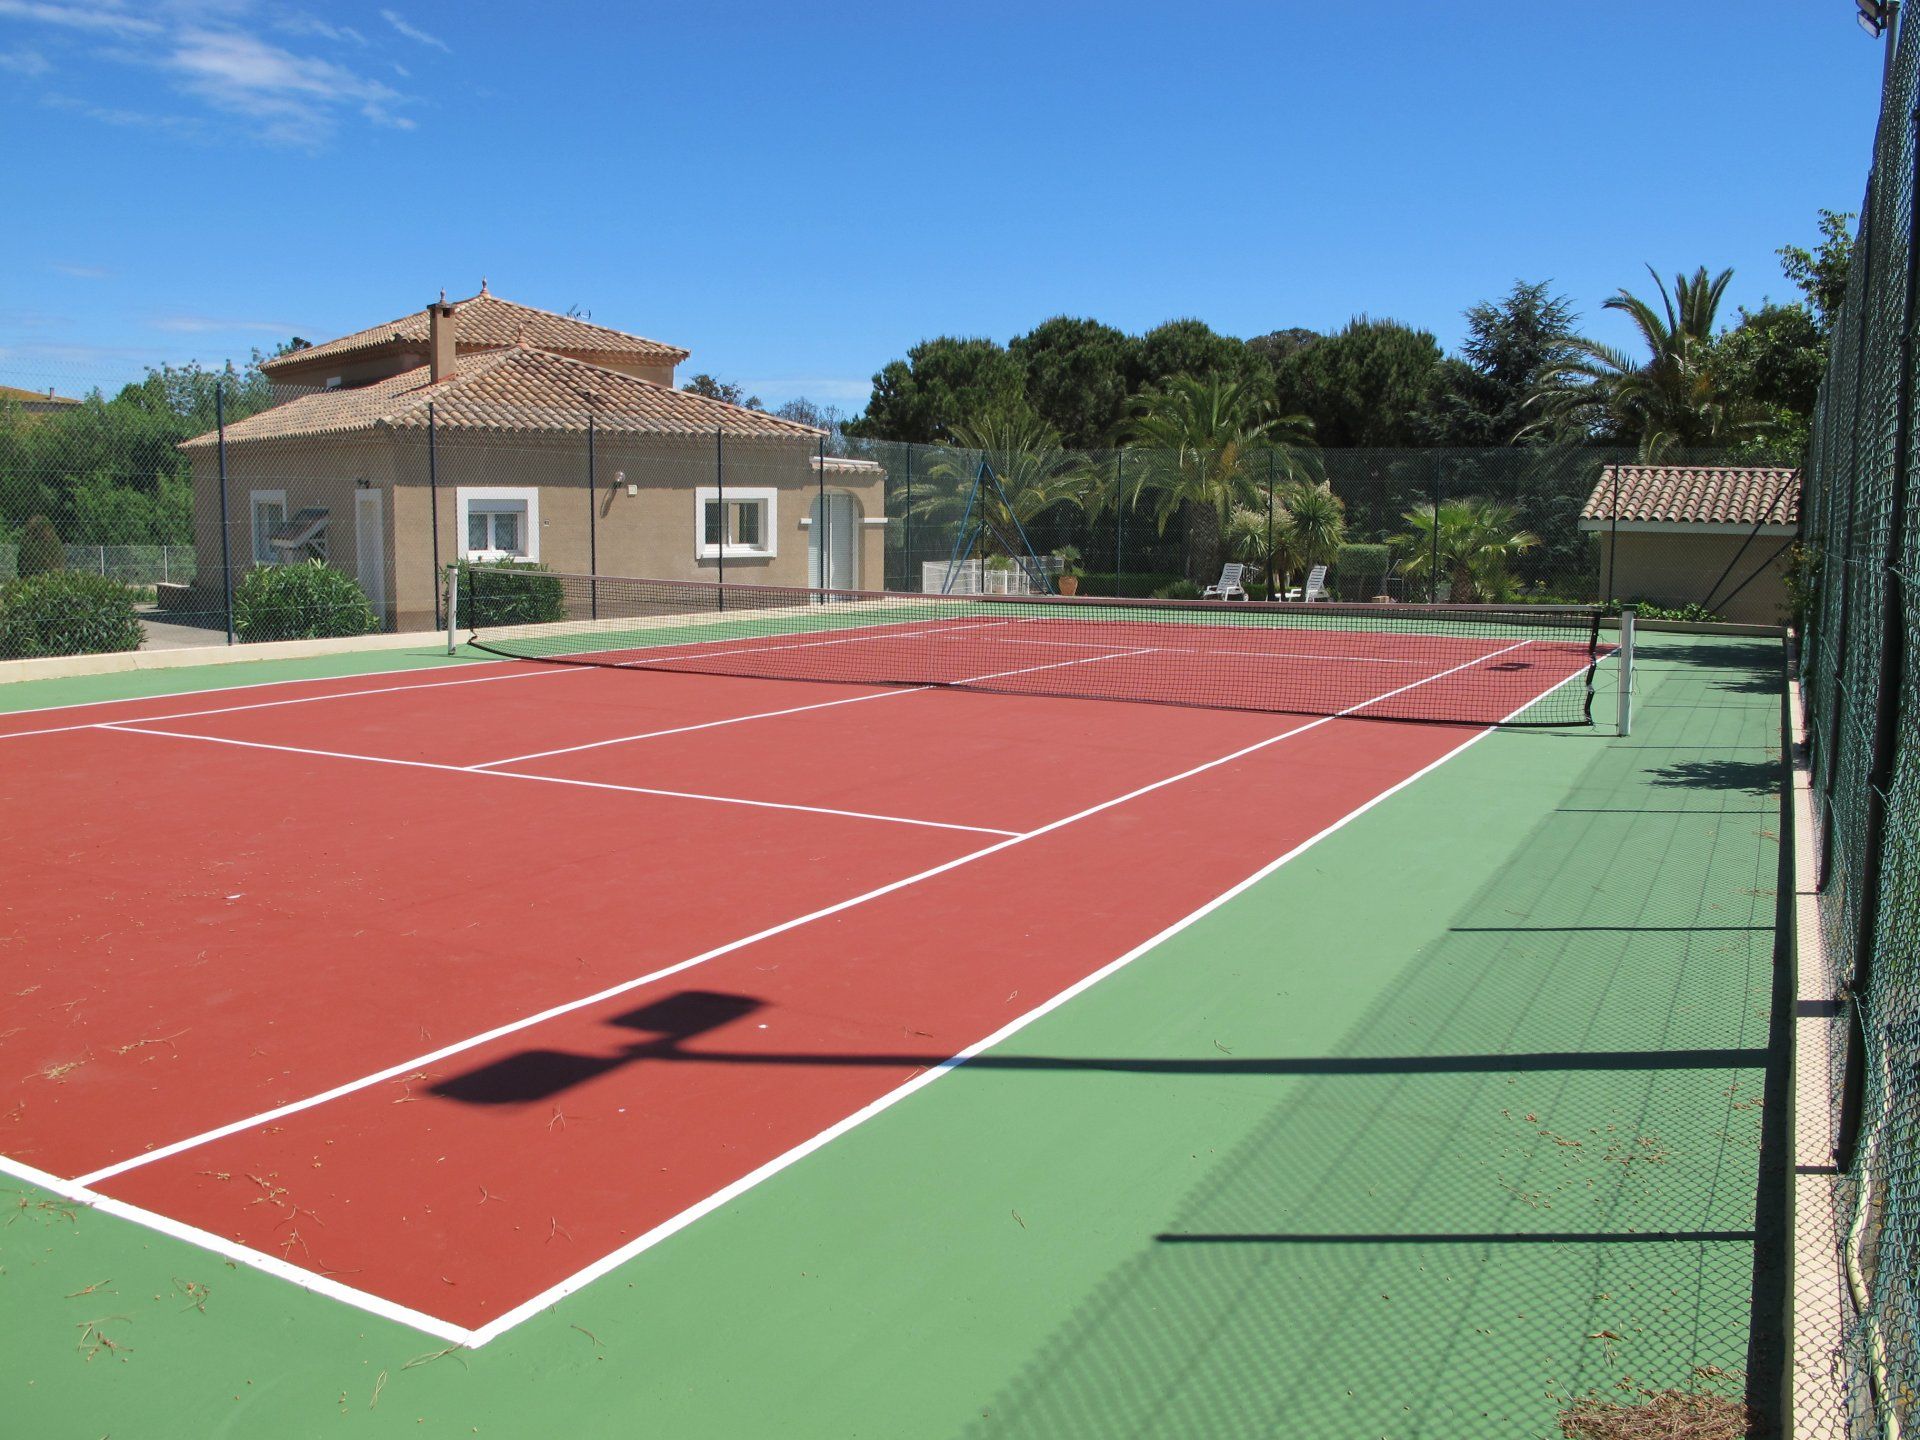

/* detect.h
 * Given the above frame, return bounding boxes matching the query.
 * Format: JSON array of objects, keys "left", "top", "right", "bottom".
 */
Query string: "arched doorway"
[{"left": 809, "top": 491, "right": 858, "bottom": 592}]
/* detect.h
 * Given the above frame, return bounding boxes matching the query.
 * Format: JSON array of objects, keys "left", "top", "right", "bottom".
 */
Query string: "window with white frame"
[
  {"left": 249, "top": 490, "right": 287, "bottom": 565},
  {"left": 695, "top": 487, "right": 776, "bottom": 559},
  {"left": 458, "top": 487, "right": 539, "bottom": 562}
]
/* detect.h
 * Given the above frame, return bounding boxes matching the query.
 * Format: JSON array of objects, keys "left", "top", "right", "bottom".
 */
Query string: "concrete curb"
[{"left": 1788, "top": 664, "right": 1851, "bottom": 1439}]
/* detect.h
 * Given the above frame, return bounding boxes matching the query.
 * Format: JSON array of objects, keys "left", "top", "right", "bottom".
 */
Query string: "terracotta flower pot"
[{"left": 1058, "top": 575, "right": 1080, "bottom": 596}]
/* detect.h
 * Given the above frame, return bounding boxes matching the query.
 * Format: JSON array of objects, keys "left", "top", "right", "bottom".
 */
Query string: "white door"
[
  {"left": 809, "top": 492, "right": 858, "bottom": 592},
  {"left": 355, "top": 489, "right": 386, "bottom": 621}
]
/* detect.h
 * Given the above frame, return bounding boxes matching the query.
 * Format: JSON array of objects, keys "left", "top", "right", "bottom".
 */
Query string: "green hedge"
[
  {"left": 456, "top": 559, "right": 566, "bottom": 627},
  {"left": 0, "top": 570, "right": 143, "bottom": 659},
  {"left": 1336, "top": 542, "right": 1390, "bottom": 591},
  {"left": 18, "top": 515, "right": 62, "bottom": 578},
  {"left": 233, "top": 561, "right": 378, "bottom": 642},
  {"left": 1074, "top": 571, "right": 1185, "bottom": 599}
]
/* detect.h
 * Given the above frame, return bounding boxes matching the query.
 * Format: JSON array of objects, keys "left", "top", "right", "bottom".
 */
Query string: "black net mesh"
[
  {"left": 1797, "top": 18, "right": 1920, "bottom": 1435},
  {"left": 459, "top": 568, "right": 1603, "bottom": 727}
]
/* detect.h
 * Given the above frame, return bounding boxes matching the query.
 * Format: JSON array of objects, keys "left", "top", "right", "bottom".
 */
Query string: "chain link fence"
[
  {"left": 1797, "top": 15, "right": 1920, "bottom": 1437},
  {"left": 1, "top": 366, "right": 1785, "bottom": 663}
]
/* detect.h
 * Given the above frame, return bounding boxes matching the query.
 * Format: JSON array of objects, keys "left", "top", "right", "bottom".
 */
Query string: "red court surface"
[{"left": 0, "top": 638, "right": 1597, "bottom": 1343}]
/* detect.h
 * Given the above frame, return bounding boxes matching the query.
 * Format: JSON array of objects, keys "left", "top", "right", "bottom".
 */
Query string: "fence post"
[
  {"left": 1115, "top": 449, "right": 1125, "bottom": 598},
  {"left": 1605, "top": 461, "right": 1620, "bottom": 604},
  {"left": 817, "top": 433, "right": 828, "bottom": 594},
  {"left": 215, "top": 384, "right": 235, "bottom": 644},
  {"left": 1266, "top": 450, "right": 1275, "bottom": 599},
  {"left": 587, "top": 410, "right": 598, "bottom": 619},
  {"left": 1835, "top": 95, "right": 1920, "bottom": 1172},
  {"left": 714, "top": 425, "right": 725, "bottom": 610},
  {"left": 902, "top": 445, "right": 913, "bottom": 592},
  {"left": 429, "top": 401, "right": 441, "bottom": 626},
  {"left": 1429, "top": 454, "right": 1442, "bottom": 603}
]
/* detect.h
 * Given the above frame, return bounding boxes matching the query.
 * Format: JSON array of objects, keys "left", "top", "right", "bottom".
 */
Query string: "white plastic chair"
[
  {"left": 1201, "top": 563, "right": 1248, "bottom": 601},
  {"left": 1284, "top": 564, "right": 1329, "bottom": 602}
]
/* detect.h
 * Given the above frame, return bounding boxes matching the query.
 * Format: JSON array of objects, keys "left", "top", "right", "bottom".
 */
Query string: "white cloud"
[
  {"left": 274, "top": 12, "right": 365, "bottom": 45},
  {"left": 0, "top": 1, "right": 160, "bottom": 35},
  {"left": 379, "top": 8, "right": 447, "bottom": 51},
  {"left": 4, "top": 1, "right": 423, "bottom": 145},
  {"left": 167, "top": 25, "right": 407, "bottom": 138},
  {"left": 49, "top": 261, "right": 109, "bottom": 279}
]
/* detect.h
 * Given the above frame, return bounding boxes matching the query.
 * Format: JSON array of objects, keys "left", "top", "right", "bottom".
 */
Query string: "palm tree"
[
  {"left": 1271, "top": 479, "right": 1346, "bottom": 593},
  {"left": 909, "top": 404, "right": 1099, "bottom": 575},
  {"left": 1394, "top": 497, "right": 1539, "bottom": 602},
  {"left": 1125, "top": 375, "right": 1313, "bottom": 581},
  {"left": 1529, "top": 265, "right": 1758, "bottom": 457}
]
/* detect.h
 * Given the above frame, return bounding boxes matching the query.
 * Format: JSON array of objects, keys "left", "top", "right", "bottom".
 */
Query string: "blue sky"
[{"left": 0, "top": 1, "right": 1889, "bottom": 410}]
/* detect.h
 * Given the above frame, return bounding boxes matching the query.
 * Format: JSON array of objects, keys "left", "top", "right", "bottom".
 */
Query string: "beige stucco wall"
[
  {"left": 1594, "top": 528, "right": 1796, "bottom": 625},
  {"left": 191, "top": 432, "right": 885, "bottom": 634},
  {"left": 187, "top": 436, "right": 403, "bottom": 627}
]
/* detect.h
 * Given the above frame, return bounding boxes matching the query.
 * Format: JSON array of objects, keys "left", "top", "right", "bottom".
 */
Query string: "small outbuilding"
[{"left": 1580, "top": 464, "right": 1800, "bottom": 625}]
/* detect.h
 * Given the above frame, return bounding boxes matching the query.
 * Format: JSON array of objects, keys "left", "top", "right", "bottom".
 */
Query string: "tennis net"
[{"left": 457, "top": 569, "right": 1607, "bottom": 727}]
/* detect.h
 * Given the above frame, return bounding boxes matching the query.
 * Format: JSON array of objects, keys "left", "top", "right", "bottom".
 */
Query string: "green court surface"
[{"left": 0, "top": 632, "right": 1782, "bottom": 1438}]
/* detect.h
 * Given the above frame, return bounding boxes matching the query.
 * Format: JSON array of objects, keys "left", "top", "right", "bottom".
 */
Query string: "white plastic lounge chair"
[
  {"left": 1283, "top": 563, "right": 1330, "bottom": 602},
  {"left": 1201, "top": 563, "right": 1248, "bottom": 601}
]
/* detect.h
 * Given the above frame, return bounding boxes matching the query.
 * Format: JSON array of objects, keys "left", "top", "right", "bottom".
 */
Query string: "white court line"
[
  {"left": 97, "top": 725, "right": 1019, "bottom": 838},
  {"left": 0, "top": 652, "right": 517, "bottom": 720},
  {"left": 0, "top": 661, "right": 586, "bottom": 743},
  {"left": 952, "top": 630, "right": 1455, "bottom": 665},
  {"left": 471, "top": 685, "right": 929, "bottom": 768},
  {"left": 466, "top": 646, "right": 1158, "bottom": 770},
  {"left": 26, "top": 634, "right": 1560, "bottom": 1346},
  {"left": 601, "top": 617, "right": 1010, "bottom": 669},
  {"left": 0, "top": 1153, "right": 474, "bottom": 1346}
]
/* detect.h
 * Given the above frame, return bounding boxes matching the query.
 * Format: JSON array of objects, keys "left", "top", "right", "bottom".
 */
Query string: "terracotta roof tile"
[
  {"left": 260, "top": 290, "right": 689, "bottom": 375},
  {"left": 182, "top": 347, "right": 823, "bottom": 448},
  {"left": 1583, "top": 464, "right": 1800, "bottom": 527}
]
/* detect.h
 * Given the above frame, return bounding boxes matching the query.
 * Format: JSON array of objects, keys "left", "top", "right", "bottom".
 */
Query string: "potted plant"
[
  {"left": 984, "top": 553, "right": 1015, "bottom": 595},
  {"left": 1054, "top": 545, "right": 1083, "bottom": 597}
]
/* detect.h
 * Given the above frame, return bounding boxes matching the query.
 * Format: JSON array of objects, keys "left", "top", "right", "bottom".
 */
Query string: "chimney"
[{"left": 429, "top": 294, "right": 456, "bottom": 382}]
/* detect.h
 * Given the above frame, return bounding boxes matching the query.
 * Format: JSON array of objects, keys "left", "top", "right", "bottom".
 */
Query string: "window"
[
  {"left": 249, "top": 490, "right": 287, "bottom": 565},
  {"left": 457, "top": 487, "right": 539, "bottom": 562},
  {"left": 694, "top": 487, "right": 776, "bottom": 559}
]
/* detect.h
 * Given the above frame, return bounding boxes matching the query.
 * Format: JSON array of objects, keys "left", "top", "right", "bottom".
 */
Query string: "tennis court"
[{"left": 0, "top": 589, "right": 1780, "bottom": 1437}]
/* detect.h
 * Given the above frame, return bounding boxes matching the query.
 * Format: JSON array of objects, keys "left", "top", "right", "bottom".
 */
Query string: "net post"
[
  {"left": 1616, "top": 606, "right": 1635, "bottom": 737},
  {"left": 444, "top": 562, "right": 459, "bottom": 655}
]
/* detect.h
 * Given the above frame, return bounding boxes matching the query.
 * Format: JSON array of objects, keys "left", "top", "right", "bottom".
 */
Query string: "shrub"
[
  {"left": 0, "top": 570, "right": 143, "bottom": 659},
  {"left": 1335, "top": 542, "right": 1390, "bottom": 592},
  {"left": 456, "top": 558, "right": 566, "bottom": 628},
  {"left": 18, "top": 515, "right": 62, "bottom": 578},
  {"left": 1152, "top": 578, "right": 1203, "bottom": 600},
  {"left": 1606, "top": 599, "right": 1727, "bottom": 624},
  {"left": 1782, "top": 543, "right": 1822, "bottom": 627},
  {"left": 233, "top": 561, "right": 378, "bottom": 642}
]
